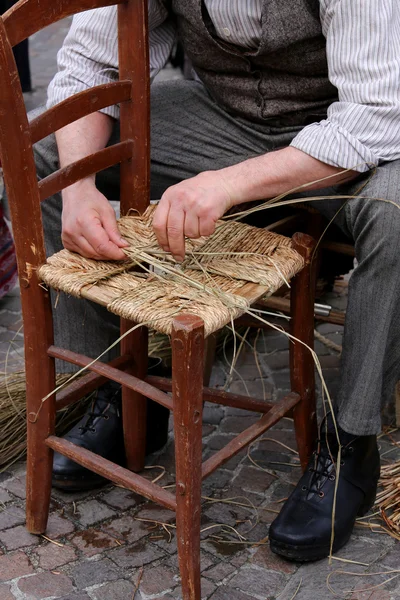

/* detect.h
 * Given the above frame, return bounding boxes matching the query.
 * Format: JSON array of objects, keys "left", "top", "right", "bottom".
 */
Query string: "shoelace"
[
  {"left": 78, "top": 386, "right": 120, "bottom": 434},
  {"left": 302, "top": 438, "right": 354, "bottom": 497}
]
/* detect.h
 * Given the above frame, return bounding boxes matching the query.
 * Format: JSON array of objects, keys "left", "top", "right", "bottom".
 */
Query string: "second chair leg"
[
  {"left": 172, "top": 315, "right": 204, "bottom": 600},
  {"left": 290, "top": 233, "right": 318, "bottom": 471},
  {"left": 121, "top": 319, "right": 148, "bottom": 472}
]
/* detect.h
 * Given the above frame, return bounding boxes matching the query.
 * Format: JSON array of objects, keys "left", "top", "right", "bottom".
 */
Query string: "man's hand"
[
  {"left": 62, "top": 180, "right": 128, "bottom": 260},
  {"left": 152, "top": 171, "right": 233, "bottom": 262}
]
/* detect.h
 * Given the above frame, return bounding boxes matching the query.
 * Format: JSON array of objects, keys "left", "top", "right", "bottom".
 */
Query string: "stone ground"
[{"left": 0, "top": 17, "right": 399, "bottom": 600}]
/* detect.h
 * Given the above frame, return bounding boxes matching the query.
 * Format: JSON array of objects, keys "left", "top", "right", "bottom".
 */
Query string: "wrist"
[{"left": 62, "top": 177, "right": 96, "bottom": 203}]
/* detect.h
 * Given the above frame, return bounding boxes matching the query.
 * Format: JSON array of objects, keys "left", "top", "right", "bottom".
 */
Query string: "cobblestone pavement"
[{"left": 0, "top": 18, "right": 399, "bottom": 600}]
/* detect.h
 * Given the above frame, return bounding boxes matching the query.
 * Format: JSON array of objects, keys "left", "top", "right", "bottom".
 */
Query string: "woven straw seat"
[{"left": 39, "top": 206, "right": 304, "bottom": 336}]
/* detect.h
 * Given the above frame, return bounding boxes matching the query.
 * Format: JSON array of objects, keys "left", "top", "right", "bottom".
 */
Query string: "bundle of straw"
[{"left": 376, "top": 461, "right": 400, "bottom": 536}]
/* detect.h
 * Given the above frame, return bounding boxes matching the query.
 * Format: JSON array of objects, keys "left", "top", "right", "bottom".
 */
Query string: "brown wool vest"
[{"left": 164, "top": 0, "right": 338, "bottom": 126}]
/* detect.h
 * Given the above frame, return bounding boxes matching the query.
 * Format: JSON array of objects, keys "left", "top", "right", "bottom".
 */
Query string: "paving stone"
[
  {"left": 102, "top": 515, "right": 151, "bottom": 545},
  {"left": 70, "top": 528, "right": 120, "bottom": 557},
  {"left": 203, "top": 562, "right": 236, "bottom": 582},
  {"left": 101, "top": 486, "right": 141, "bottom": 511},
  {"left": 107, "top": 539, "right": 165, "bottom": 569},
  {"left": 92, "top": 579, "right": 136, "bottom": 600},
  {"left": 0, "top": 583, "right": 15, "bottom": 600},
  {"left": 58, "top": 594, "right": 91, "bottom": 600},
  {"left": 209, "top": 586, "right": 254, "bottom": 600},
  {"left": 71, "top": 557, "right": 120, "bottom": 589},
  {"left": 47, "top": 513, "right": 76, "bottom": 538},
  {"left": 219, "top": 416, "right": 260, "bottom": 434},
  {"left": 203, "top": 406, "right": 224, "bottom": 425},
  {"left": 17, "top": 572, "right": 74, "bottom": 599},
  {"left": 139, "top": 565, "right": 176, "bottom": 595},
  {"left": 2, "top": 475, "right": 26, "bottom": 499},
  {"left": 35, "top": 543, "right": 77, "bottom": 570},
  {"left": 75, "top": 499, "right": 116, "bottom": 527},
  {"left": 251, "top": 545, "right": 297, "bottom": 575},
  {"left": 0, "top": 525, "right": 40, "bottom": 550},
  {"left": 232, "top": 466, "right": 275, "bottom": 495},
  {"left": 228, "top": 565, "right": 286, "bottom": 598},
  {"left": 0, "top": 506, "right": 25, "bottom": 530},
  {"left": 0, "top": 488, "right": 12, "bottom": 503},
  {"left": 0, "top": 551, "right": 33, "bottom": 581}
]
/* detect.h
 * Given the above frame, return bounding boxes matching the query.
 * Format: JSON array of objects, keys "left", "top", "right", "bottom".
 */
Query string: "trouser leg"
[{"left": 329, "top": 161, "right": 400, "bottom": 435}]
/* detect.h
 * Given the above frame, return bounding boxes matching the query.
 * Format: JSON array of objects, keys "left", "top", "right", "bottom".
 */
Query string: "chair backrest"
[{"left": 0, "top": 0, "right": 149, "bottom": 281}]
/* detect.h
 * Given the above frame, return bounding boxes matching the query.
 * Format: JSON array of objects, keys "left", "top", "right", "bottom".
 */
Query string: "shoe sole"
[
  {"left": 270, "top": 530, "right": 352, "bottom": 562},
  {"left": 52, "top": 475, "right": 107, "bottom": 492},
  {"left": 270, "top": 486, "right": 377, "bottom": 562}
]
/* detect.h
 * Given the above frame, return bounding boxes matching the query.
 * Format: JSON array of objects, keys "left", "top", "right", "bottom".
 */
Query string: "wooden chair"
[{"left": 0, "top": 1, "right": 317, "bottom": 598}]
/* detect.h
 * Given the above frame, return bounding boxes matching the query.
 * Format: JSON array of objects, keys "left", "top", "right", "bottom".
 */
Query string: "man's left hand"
[{"left": 152, "top": 171, "right": 234, "bottom": 262}]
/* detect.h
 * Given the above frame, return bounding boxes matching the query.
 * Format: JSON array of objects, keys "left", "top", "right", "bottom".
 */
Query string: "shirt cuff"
[{"left": 290, "top": 120, "right": 379, "bottom": 173}]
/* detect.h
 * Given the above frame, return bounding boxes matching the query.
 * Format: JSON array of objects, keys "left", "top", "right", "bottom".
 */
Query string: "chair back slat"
[
  {"left": 3, "top": 0, "right": 125, "bottom": 47},
  {"left": 118, "top": 2, "right": 150, "bottom": 215},
  {"left": 30, "top": 81, "right": 131, "bottom": 145},
  {"left": 38, "top": 141, "right": 134, "bottom": 202}
]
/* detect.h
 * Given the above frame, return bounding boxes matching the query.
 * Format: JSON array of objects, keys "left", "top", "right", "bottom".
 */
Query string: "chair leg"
[
  {"left": 25, "top": 294, "right": 56, "bottom": 534},
  {"left": 290, "top": 233, "right": 318, "bottom": 471},
  {"left": 172, "top": 315, "right": 204, "bottom": 600},
  {"left": 203, "top": 333, "right": 216, "bottom": 387},
  {"left": 121, "top": 318, "right": 148, "bottom": 472}
]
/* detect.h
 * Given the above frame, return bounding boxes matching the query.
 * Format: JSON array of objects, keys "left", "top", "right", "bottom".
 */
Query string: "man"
[{"left": 34, "top": 0, "right": 400, "bottom": 561}]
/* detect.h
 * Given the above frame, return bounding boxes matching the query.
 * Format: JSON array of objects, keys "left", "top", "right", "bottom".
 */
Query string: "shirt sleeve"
[
  {"left": 290, "top": 0, "right": 400, "bottom": 172},
  {"left": 46, "top": 3, "right": 176, "bottom": 120}
]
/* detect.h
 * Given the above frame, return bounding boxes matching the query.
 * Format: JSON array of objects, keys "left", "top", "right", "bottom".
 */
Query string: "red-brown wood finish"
[
  {"left": 3, "top": 0, "right": 125, "bottom": 47},
  {"left": 39, "top": 141, "right": 133, "bottom": 201},
  {"left": 30, "top": 81, "right": 131, "bottom": 144},
  {"left": 45, "top": 436, "right": 177, "bottom": 511},
  {"left": 172, "top": 315, "right": 204, "bottom": 600},
  {"left": 118, "top": 1, "right": 150, "bottom": 215},
  {"left": 120, "top": 320, "right": 149, "bottom": 472},
  {"left": 0, "top": 16, "right": 55, "bottom": 534},
  {"left": 47, "top": 346, "right": 173, "bottom": 410},
  {"left": 290, "top": 233, "right": 318, "bottom": 470}
]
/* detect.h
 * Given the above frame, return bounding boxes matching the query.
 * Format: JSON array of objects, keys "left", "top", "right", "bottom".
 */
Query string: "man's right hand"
[{"left": 61, "top": 180, "right": 128, "bottom": 261}]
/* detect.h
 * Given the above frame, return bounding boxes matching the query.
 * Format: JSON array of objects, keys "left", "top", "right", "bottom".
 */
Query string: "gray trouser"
[{"left": 32, "top": 79, "right": 400, "bottom": 436}]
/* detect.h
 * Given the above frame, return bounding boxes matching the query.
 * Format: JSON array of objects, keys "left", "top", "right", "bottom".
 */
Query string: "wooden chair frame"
[{"left": 0, "top": 2, "right": 317, "bottom": 598}]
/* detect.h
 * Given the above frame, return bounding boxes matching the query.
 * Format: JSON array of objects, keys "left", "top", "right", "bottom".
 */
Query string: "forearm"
[
  {"left": 218, "top": 146, "right": 359, "bottom": 207},
  {"left": 55, "top": 111, "right": 114, "bottom": 197}
]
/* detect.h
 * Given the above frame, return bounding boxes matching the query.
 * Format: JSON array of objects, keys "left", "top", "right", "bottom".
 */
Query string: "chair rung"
[
  {"left": 30, "top": 82, "right": 131, "bottom": 145},
  {"left": 56, "top": 355, "right": 132, "bottom": 410},
  {"left": 38, "top": 141, "right": 133, "bottom": 201},
  {"left": 45, "top": 436, "right": 177, "bottom": 511},
  {"left": 201, "top": 392, "right": 300, "bottom": 479},
  {"left": 48, "top": 346, "right": 173, "bottom": 411},
  {"left": 146, "top": 375, "right": 273, "bottom": 414}
]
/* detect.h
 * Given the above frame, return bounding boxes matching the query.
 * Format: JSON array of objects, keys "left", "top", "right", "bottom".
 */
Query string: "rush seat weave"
[{"left": 39, "top": 206, "right": 304, "bottom": 336}]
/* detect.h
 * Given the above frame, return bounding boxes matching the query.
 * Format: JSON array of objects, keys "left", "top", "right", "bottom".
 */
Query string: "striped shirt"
[{"left": 47, "top": 0, "right": 400, "bottom": 172}]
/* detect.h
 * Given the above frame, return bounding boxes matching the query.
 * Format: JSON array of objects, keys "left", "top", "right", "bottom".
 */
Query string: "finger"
[
  {"left": 102, "top": 210, "right": 129, "bottom": 248},
  {"left": 167, "top": 205, "right": 185, "bottom": 261},
  {"left": 183, "top": 210, "right": 201, "bottom": 240},
  {"left": 84, "top": 218, "right": 127, "bottom": 260},
  {"left": 63, "top": 236, "right": 99, "bottom": 260},
  {"left": 153, "top": 197, "right": 171, "bottom": 251}
]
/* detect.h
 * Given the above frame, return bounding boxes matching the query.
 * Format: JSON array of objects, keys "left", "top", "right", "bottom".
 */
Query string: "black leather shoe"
[
  {"left": 269, "top": 414, "right": 380, "bottom": 561},
  {"left": 52, "top": 357, "right": 170, "bottom": 491}
]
